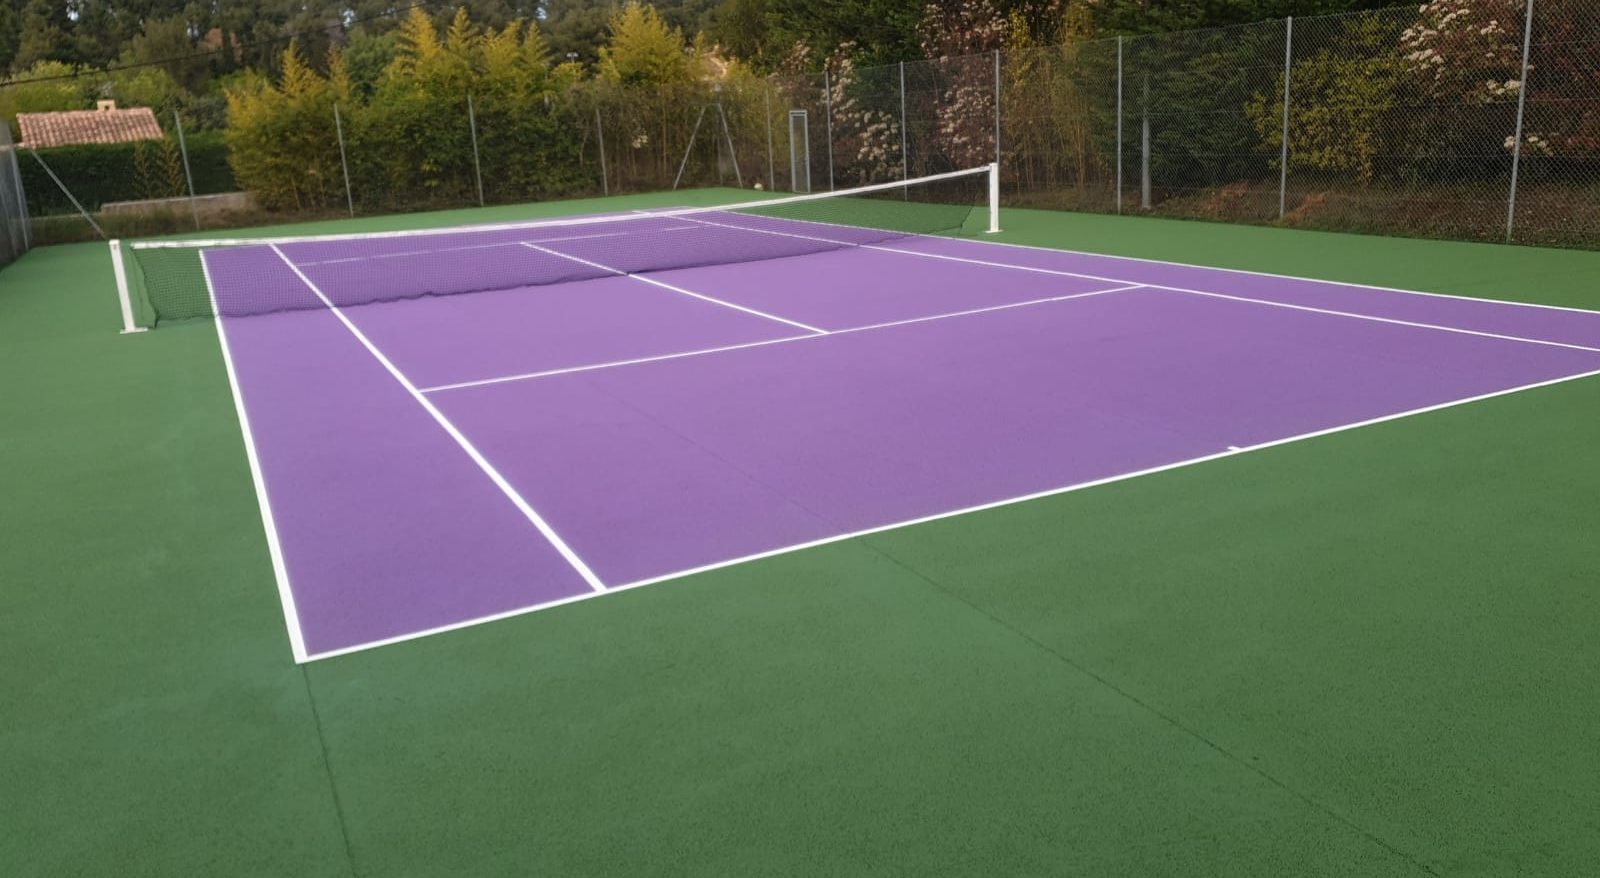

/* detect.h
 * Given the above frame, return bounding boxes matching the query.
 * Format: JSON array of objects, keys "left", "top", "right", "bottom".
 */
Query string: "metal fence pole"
[
  {"left": 899, "top": 60, "right": 909, "bottom": 187},
  {"left": 1141, "top": 75, "right": 1151, "bottom": 210},
  {"left": 467, "top": 94, "right": 484, "bottom": 207},
  {"left": 993, "top": 48, "right": 1002, "bottom": 167},
  {"left": 5, "top": 125, "right": 28, "bottom": 249},
  {"left": 1279, "top": 17, "right": 1294, "bottom": 220},
  {"left": 172, "top": 110, "right": 200, "bottom": 229},
  {"left": 716, "top": 102, "right": 743, "bottom": 186},
  {"left": 823, "top": 70, "right": 835, "bottom": 191},
  {"left": 27, "top": 148, "right": 104, "bottom": 238},
  {"left": 595, "top": 105, "right": 609, "bottom": 196},
  {"left": 768, "top": 86, "right": 780, "bottom": 189},
  {"left": 1116, "top": 36, "right": 1124, "bottom": 214},
  {"left": 1506, "top": 0, "right": 1535, "bottom": 243},
  {"left": 334, "top": 104, "right": 354, "bottom": 217}
]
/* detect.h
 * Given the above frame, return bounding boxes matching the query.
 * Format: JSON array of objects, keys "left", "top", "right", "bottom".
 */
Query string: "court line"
[
  {"left": 520, "top": 241, "right": 827, "bottom": 334},
  {"left": 303, "top": 362, "right": 1600, "bottom": 662},
  {"left": 201, "top": 252, "right": 309, "bottom": 663},
  {"left": 267, "top": 244, "right": 608, "bottom": 612},
  {"left": 679, "top": 214, "right": 1600, "bottom": 355},
  {"left": 419, "top": 282, "right": 1146, "bottom": 394}
]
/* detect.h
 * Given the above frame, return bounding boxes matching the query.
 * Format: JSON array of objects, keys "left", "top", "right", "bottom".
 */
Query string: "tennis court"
[
  {"left": 10, "top": 177, "right": 1600, "bottom": 876},
  {"left": 110, "top": 167, "right": 1600, "bottom": 661}
]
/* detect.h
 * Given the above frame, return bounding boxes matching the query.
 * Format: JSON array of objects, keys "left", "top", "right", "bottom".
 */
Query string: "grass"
[{"left": 3, "top": 189, "right": 1599, "bottom": 876}]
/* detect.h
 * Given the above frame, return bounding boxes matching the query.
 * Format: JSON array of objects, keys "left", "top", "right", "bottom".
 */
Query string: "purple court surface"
[{"left": 203, "top": 214, "right": 1600, "bottom": 661}]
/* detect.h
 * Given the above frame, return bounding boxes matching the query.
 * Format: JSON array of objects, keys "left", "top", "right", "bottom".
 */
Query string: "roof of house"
[{"left": 17, "top": 104, "right": 164, "bottom": 149}]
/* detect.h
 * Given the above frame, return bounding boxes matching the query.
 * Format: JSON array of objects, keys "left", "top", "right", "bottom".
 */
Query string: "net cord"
[{"left": 125, "top": 165, "right": 997, "bottom": 252}]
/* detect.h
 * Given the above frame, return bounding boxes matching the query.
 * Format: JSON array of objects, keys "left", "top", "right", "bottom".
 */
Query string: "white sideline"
[
  {"left": 201, "top": 252, "right": 308, "bottom": 662},
  {"left": 674, "top": 213, "right": 1600, "bottom": 356},
  {"left": 303, "top": 363, "right": 1600, "bottom": 663},
  {"left": 267, "top": 245, "right": 608, "bottom": 629},
  {"left": 519, "top": 241, "right": 827, "bottom": 334},
  {"left": 420, "top": 283, "right": 1147, "bottom": 394}
]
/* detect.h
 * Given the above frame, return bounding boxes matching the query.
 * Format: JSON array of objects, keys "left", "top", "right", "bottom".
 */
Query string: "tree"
[
  {"left": 0, "top": 2, "right": 21, "bottom": 74},
  {"left": 597, "top": 3, "right": 693, "bottom": 87},
  {"left": 13, "top": 0, "right": 72, "bottom": 70},
  {"left": 124, "top": 15, "right": 211, "bottom": 94}
]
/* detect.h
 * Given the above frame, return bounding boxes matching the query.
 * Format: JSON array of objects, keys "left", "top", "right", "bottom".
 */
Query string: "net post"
[
  {"left": 1278, "top": 17, "right": 1294, "bottom": 220},
  {"left": 1506, "top": 0, "right": 1535, "bottom": 243},
  {"left": 823, "top": 70, "right": 835, "bottom": 191},
  {"left": 467, "top": 94, "right": 485, "bottom": 207},
  {"left": 898, "top": 61, "right": 909, "bottom": 191},
  {"left": 334, "top": 104, "right": 355, "bottom": 217},
  {"left": 108, "top": 239, "right": 144, "bottom": 334},
  {"left": 986, "top": 162, "right": 1001, "bottom": 234},
  {"left": 173, "top": 110, "right": 200, "bottom": 229}
]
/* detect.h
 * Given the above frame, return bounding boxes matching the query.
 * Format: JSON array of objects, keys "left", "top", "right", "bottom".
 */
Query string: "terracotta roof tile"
[{"left": 17, "top": 106, "right": 165, "bottom": 149}]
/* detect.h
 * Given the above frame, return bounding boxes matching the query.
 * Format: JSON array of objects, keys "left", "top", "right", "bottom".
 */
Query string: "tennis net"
[{"left": 112, "top": 165, "right": 998, "bottom": 331}]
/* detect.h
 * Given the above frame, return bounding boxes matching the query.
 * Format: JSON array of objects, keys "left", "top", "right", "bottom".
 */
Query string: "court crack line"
[{"left": 858, "top": 541, "right": 1444, "bottom": 877}]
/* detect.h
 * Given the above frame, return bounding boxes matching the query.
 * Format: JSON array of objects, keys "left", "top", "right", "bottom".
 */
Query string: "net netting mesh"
[{"left": 122, "top": 168, "right": 989, "bottom": 326}]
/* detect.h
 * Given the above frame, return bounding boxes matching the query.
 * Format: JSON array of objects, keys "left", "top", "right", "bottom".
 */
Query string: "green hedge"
[{"left": 20, "top": 131, "right": 236, "bottom": 215}]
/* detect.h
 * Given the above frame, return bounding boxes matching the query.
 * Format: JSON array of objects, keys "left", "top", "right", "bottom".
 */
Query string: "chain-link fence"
[
  {"left": 0, "top": 123, "right": 31, "bottom": 267},
  {"left": 3, "top": 0, "right": 1595, "bottom": 251}
]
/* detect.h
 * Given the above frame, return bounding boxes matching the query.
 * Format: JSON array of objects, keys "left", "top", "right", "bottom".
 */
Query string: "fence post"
[
  {"left": 172, "top": 110, "right": 200, "bottom": 229},
  {"left": 764, "top": 86, "right": 775, "bottom": 190},
  {"left": 334, "top": 104, "right": 354, "bottom": 217},
  {"left": 27, "top": 148, "right": 104, "bottom": 238},
  {"left": 1506, "top": 0, "right": 1535, "bottom": 243},
  {"left": 1116, "top": 36, "right": 1124, "bottom": 214},
  {"left": 1279, "top": 17, "right": 1294, "bottom": 220},
  {"left": 993, "top": 48, "right": 1002, "bottom": 168},
  {"left": 823, "top": 70, "right": 836, "bottom": 191},
  {"left": 7, "top": 128, "right": 30, "bottom": 249},
  {"left": 899, "top": 60, "right": 909, "bottom": 187},
  {"left": 1141, "top": 75, "right": 1151, "bottom": 210},
  {"left": 467, "top": 94, "right": 484, "bottom": 207},
  {"left": 595, "top": 105, "right": 609, "bottom": 196}
]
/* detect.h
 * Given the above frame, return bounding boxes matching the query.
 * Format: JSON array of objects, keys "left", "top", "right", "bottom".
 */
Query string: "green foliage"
[
  {"left": 122, "top": 15, "right": 211, "bottom": 94},
  {"left": 19, "top": 131, "right": 234, "bottom": 215},
  {"left": 224, "top": 43, "right": 345, "bottom": 210},
  {"left": 598, "top": 3, "right": 695, "bottom": 87},
  {"left": 1246, "top": 15, "right": 1407, "bottom": 185}
]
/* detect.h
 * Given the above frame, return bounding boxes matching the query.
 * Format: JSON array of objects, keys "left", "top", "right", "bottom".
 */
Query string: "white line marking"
[
  {"left": 303, "top": 364, "right": 1600, "bottom": 662},
  {"left": 519, "top": 241, "right": 828, "bottom": 334},
  {"left": 201, "top": 252, "right": 309, "bottom": 663},
  {"left": 294, "top": 227, "right": 700, "bottom": 267},
  {"left": 420, "top": 283, "right": 1146, "bottom": 393},
  {"left": 679, "top": 214, "right": 1600, "bottom": 355},
  {"left": 267, "top": 244, "right": 607, "bottom": 611}
]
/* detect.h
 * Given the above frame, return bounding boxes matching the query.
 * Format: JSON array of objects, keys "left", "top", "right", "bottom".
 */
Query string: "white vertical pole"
[
  {"left": 987, "top": 162, "right": 1001, "bottom": 233},
  {"left": 109, "top": 239, "right": 144, "bottom": 334},
  {"left": 1279, "top": 17, "right": 1294, "bottom": 220},
  {"left": 334, "top": 104, "right": 354, "bottom": 217},
  {"left": 467, "top": 94, "right": 484, "bottom": 206},
  {"left": 993, "top": 48, "right": 1002, "bottom": 167},
  {"left": 1116, "top": 37, "right": 1124, "bottom": 214},
  {"left": 823, "top": 70, "right": 836, "bottom": 191},
  {"left": 172, "top": 110, "right": 200, "bottom": 229},
  {"left": 1506, "top": 0, "right": 1535, "bottom": 243},
  {"left": 899, "top": 60, "right": 909, "bottom": 188},
  {"left": 595, "top": 105, "right": 609, "bottom": 196}
]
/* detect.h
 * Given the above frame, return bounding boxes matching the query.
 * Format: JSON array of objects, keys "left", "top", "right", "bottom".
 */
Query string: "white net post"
[
  {"left": 987, "top": 162, "right": 1001, "bottom": 233},
  {"left": 108, "top": 239, "right": 144, "bottom": 334}
]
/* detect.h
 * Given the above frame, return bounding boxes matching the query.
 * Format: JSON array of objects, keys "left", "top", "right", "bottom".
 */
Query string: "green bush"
[{"left": 20, "top": 131, "right": 236, "bottom": 215}]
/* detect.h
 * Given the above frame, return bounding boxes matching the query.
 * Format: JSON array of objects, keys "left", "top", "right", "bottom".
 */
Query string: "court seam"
[
  {"left": 680, "top": 214, "right": 1600, "bottom": 355},
  {"left": 301, "top": 364, "right": 1600, "bottom": 662},
  {"left": 266, "top": 244, "right": 608, "bottom": 616},
  {"left": 200, "top": 250, "right": 309, "bottom": 663},
  {"left": 519, "top": 241, "right": 827, "bottom": 334},
  {"left": 862, "top": 545, "right": 1443, "bottom": 875},
  {"left": 418, "top": 282, "right": 1146, "bottom": 394}
]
